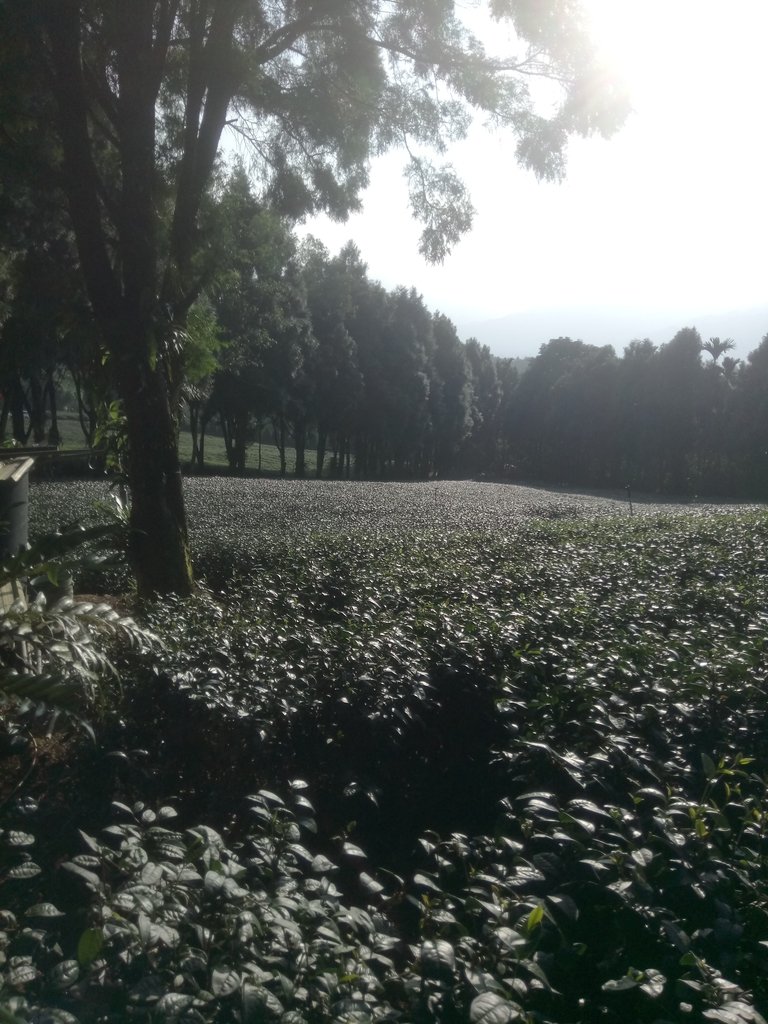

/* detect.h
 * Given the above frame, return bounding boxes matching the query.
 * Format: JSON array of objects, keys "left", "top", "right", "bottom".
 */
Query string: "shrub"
[{"left": 12, "top": 482, "right": 768, "bottom": 1022}]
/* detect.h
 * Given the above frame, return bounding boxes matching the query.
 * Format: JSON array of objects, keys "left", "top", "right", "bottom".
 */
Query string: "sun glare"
[
  {"left": 583, "top": 0, "right": 768, "bottom": 119},
  {"left": 304, "top": 1, "right": 768, "bottom": 329}
]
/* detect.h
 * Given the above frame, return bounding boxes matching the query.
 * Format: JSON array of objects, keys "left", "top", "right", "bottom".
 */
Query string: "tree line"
[
  {"left": 4, "top": 164, "right": 768, "bottom": 499},
  {"left": 511, "top": 330, "right": 768, "bottom": 499},
  {"left": 0, "top": 172, "right": 512, "bottom": 480},
  {"left": 183, "top": 169, "right": 521, "bottom": 481}
]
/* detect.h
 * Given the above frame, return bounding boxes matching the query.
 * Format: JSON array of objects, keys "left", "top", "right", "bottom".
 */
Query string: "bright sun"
[
  {"left": 303, "top": 1, "right": 768, "bottom": 324},
  {"left": 582, "top": 0, "right": 765, "bottom": 119}
]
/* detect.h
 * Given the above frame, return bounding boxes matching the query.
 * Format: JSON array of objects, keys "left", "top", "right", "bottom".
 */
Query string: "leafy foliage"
[
  {"left": 0, "top": 516, "right": 160, "bottom": 866},
  {"left": 0, "top": 792, "right": 403, "bottom": 1022},
  {"left": 0, "top": 522, "right": 155, "bottom": 726},
  {"left": 9, "top": 480, "right": 768, "bottom": 1021}
]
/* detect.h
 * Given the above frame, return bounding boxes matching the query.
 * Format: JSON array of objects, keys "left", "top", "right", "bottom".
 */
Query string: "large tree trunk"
[
  {"left": 119, "top": 361, "right": 193, "bottom": 597},
  {"left": 43, "top": 3, "right": 195, "bottom": 596}
]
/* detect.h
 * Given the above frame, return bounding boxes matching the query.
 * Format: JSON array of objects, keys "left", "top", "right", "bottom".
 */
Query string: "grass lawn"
[{"left": 55, "top": 410, "right": 320, "bottom": 476}]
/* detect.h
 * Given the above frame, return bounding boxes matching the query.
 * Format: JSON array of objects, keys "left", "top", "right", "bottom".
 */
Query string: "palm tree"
[{"left": 701, "top": 337, "right": 736, "bottom": 364}]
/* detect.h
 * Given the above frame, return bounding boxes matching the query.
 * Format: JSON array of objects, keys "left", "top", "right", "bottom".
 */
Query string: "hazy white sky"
[{"left": 300, "top": 1, "right": 768, "bottom": 354}]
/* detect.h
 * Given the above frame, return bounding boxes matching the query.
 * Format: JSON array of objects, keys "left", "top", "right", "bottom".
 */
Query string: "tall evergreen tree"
[
  {"left": 653, "top": 328, "right": 703, "bottom": 493},
  {"left": 299, "top": 239, "right": 363, "bottom": 479},
  {"left": 733, "top": 334, "right": 768, "bottom": 496},
  {"left": 430, "top": 314, "right": 473, "bottom": 476}
]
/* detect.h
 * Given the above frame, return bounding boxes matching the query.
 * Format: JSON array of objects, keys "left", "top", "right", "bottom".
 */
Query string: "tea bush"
[{"left": 5, "top": 479, "right": 767, "bottom": 1021}]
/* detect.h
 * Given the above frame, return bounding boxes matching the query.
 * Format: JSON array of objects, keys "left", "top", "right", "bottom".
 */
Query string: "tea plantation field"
[{"left": 6, "top": 478, "right": 768, "bottom": 1023}]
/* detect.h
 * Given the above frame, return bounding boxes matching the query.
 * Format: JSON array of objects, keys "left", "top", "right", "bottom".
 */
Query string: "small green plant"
[
  {"left": 93, "top": 400, "right": 129, "bottom": 480},
  {"left": 0, "top": 522, "right": 157, "bottom": 734}
]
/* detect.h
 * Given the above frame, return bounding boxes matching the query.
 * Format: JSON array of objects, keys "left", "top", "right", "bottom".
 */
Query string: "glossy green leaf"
[
  {"left": 469, "top": 991, "right": 520, "bottom": 1023},
  {"left": 77, "top": 927, "right": 103, "bottom": 967}
]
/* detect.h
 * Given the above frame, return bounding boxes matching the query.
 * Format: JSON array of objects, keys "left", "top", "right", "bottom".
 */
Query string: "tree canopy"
[{"left": 1, "top": 0, "right": 628, "bottom": 594}]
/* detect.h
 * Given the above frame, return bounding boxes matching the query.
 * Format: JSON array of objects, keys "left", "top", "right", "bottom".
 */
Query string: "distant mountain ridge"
[{"left": 457, "top": 305, "right": 768, "bottom": 363}]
